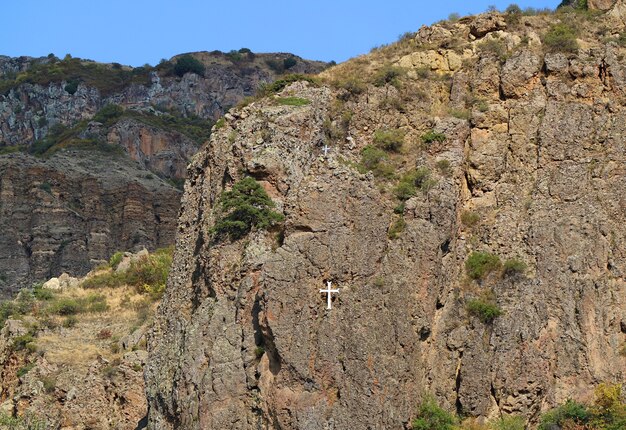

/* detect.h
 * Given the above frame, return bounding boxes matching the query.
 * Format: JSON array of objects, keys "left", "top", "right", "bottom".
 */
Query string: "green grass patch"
[
  {"left": 466, "top": 297, "right": 503, "bottom": 323},
  {"left": 276, "top": 96, "right": 310, "bottom": 106},
  {"left": 465, "top": 252, "right": 501, "bottom": 280}
]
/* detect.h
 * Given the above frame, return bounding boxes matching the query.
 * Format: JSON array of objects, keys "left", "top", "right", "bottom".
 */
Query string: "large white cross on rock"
[{"left": 319, "top": 280, "right": 339, "bottom": 309}]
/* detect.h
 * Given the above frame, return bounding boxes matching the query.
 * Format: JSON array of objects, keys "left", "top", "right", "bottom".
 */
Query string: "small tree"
[
  {"left": 212, "top": 177, "right": 284, "bottom": 242},
  {"left": 174, "top": 55, "right": 206, "bottom": 77}
]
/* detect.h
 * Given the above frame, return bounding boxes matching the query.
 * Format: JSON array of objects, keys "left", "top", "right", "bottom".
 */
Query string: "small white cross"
[
  {"left": 319, "top": 280, "right": 339, "bottom": 310},
  {"left": 322, "top": 145, "right": 330, "bottom": 156}
]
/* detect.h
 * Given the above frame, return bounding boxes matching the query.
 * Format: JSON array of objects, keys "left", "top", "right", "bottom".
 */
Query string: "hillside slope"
[{"left": 146, "top": 4, "right": 626, "bottom": 429}]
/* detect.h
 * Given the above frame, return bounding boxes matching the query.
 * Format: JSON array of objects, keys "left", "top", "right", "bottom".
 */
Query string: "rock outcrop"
[{"left": 146, "top": 7, "right": 626, "bottom": 430}]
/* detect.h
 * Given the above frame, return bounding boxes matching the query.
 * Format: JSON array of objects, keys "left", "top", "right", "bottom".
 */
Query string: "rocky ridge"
[{"left": 146, "top": 3, "right": 626, "bottom": 429}]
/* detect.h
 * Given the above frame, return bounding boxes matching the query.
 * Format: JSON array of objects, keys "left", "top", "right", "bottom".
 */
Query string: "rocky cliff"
[
  {"left": 0, "top": 51, "right": 328, "bottom": 296},
  {"left": 146, "top": 4, "right": 626, "bottom": 429}
]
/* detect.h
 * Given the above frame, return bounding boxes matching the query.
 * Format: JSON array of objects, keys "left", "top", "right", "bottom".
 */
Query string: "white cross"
[
  {"left": 322, "top": 145, "right": 330, "bottom": 156},
  {"left": 319, "top": 280, "right": 339, "bottom": 309}
]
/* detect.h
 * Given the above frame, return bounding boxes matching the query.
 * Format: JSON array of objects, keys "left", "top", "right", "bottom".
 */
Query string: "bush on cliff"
[
  {"left": 212, "top": 177, "right": 284, "bottom": 242},
  {"left": 174, "top": 55, "right": 206, "bottom": 77},
  {"left": 412, "top": 396, "right": 457, "bottom": 430}
]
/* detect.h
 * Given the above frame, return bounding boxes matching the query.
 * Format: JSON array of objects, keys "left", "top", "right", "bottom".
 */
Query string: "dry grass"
[{"left": 36, "top": 285, "right": 155, "bottom": 370}]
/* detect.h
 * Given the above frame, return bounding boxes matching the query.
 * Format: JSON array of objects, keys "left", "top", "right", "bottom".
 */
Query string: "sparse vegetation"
[
  {"left": 254, "top": 346, "right": 265, "bottom": 358},
  {"left": 421, "top": 130, "right": 446, "bottom": 144},
  {"left": 373, "top": 65, "right": 405, "bottom": 88},
  {"left": 0, "top": 56, "right": 152, "bottom": 97},
  {"left": 503, "top": 259, "right": 527, "bottom": 277},
  {"left": 109, "top": 251, "right": 124, "bottom": 270},
  {"left": 543, "top": 23, "right": 579, "bottom": 53},
  {"left": 388, "top": 217, "right": 407, "bottom": 239},
  {"left": 465, "top": 252, "right": 502, "bottom": 280},
  {"left": 373, "top": 128, "right": 405, "bottom": 152},
  {"left": 461, "top": 211, "right": 480, "bottom": 228},
  {"left": 393, "top": 168, "right": 435, "bottom": 200},
  {"left": 358, "top": 145, "right": 395, "bottom": 178},
  {"left": 435, "top": 160, "right": 452, "bottom": 176},
  {"left": 276, "top": 96, "right": 310, "bottom": 106},
  {"left": 212, "top": 177, "right": 284, "bottom": 242},
  {"left": 82, "top": 247, "right": 172, "bottom": 300}
]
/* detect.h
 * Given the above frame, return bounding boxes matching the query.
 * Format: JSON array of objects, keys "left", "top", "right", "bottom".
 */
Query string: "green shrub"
[
  {"left": 543, "top": 23, "right": 579, "bottom": 53},
  {"left": 174, "top": 55, "right": 205, "bottom": 77},
  {"left": 421, "top": 130, "right": 446, "bottom": 144},
  {"left": 212, "top": 177, "right": 284, "bottom": 242},
  {"left": 466, "top": 298, "right": 503, "bottom": 323},
  {"left": 12, "top": 333, "right": 36, "bottom": 352},
  {"left": 334, "top": 77, "right": 366, "bottom": 98},
  {"left": 50, "top": 298, "right": 80, "bottom": 315},
  {"left": 412, "top": 396, "right": 457, "bottom": 430},
  {"left": 388, "top": 217, "right": 407, "bottom": 240},
  {"left": 359, "top": 145, "right": 395, "bottom": 178},
  {"left": 276, "top": 97, "right": 310, "bottom": 106},
  {"left": 477, "top": 38, "right": 508, "bottom": 62},
  {"left": 64, "top": 79, "right": 79, "bottom": 95},
  {"left": 93, "top": 104, "right": 124, "bottom": 125},
  {"left": 373, "top": 128, "right": 405, "bottom": 152},
  {"left": 539, "top": 399, "right": 591, "bottom": 430},
  {"left": 394, "top": 168, "right": 435, "bottom": 200},
  {"left": 503, "top": 259, "right": 527, "bottom": 277},
  {"left": 109, "top": 251, "right": 124, "bottom": 269},
  {"left": 0, "top": 412, "right": 47, "bottom": 430},
  {"left": 449, "top": 108, "right": 472, "bottom": 120},
  {"left": 257, "top": 74, "right": 318, "bottom": 97},
  {"left": 124, "top": 248, "right": 172, "bottom": 293},
  {"left": 465, "top": 252, "right": 501, "bottom": 280},
  {"left": 62, "top": 315, "right": 77, "bottom": 328},
  {"left": 373, "top": 65, "right": 405, "bottom": 88},
  {"left": 214, "top": 118, "right": 226, "bottom": 129},
  {"left": 32, "top": 283, "right": 54, "bottom": 301},
  {"left": 254, "top": 346, "right": 265, "bottom": 358},
  {"left": 283, "top": 57, "right": 297, "bottom": 70},
  {"left": 17, "top": 363, "right": 35, "bottom": 378},
  {"left": 505, "top": 4, "right": 523, "bottom": 24},
  {"left": 39, "top": 182, "right": 52, "bottom": 194},
  {"left": 42, "top": 375, "right": 57, "bottom": 393}
]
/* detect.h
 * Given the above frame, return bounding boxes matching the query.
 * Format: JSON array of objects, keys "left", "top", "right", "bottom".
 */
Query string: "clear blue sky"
[{"left": 3, "top": 1, "right": 559, "bottom": 66}]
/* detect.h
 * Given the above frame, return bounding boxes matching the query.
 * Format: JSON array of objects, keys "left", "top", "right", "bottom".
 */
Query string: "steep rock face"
[
  {"left": 106, "top": 118, "right": 198, "bottom": 179},
  {"left": 147, "top": 9, "right": 626, "bottom": 430},
  {"left": 0, "top": 152, "right": 180, "bottom": 297}
]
